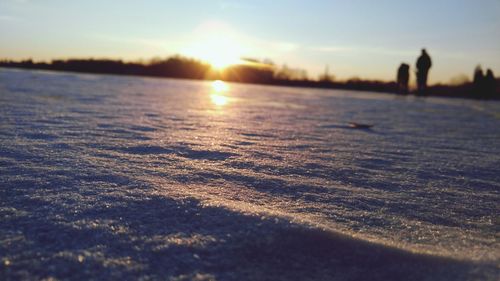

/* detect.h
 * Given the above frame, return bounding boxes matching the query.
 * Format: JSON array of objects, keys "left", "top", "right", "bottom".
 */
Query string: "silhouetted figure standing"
[
  {"left": 473, "top": 65, "right": 485, "bottom": 98},
  {"left": 484, "top": 69, "right": 496, "bottom": 99},
  {"left": 396, "top": 63, "right": 410, "bottom": 94},
  {"left": 416, "top": 49, "right": 432, "bottom": 95}
]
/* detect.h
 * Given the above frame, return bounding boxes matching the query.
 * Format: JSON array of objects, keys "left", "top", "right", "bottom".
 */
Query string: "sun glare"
[{"left": 183, "top": 33, "right": 244, "bottom": 69}]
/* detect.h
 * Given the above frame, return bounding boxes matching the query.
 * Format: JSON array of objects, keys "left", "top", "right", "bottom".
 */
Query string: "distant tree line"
[
  {"left": 0, "top": 56, "right": 498, "bottom": 99},
  {"left": 0, "top": 56, "right": 212, "bottom": 80}
]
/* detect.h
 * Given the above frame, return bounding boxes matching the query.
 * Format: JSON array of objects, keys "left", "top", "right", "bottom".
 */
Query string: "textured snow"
[{"left": 1, "top": 68, "right": 499, "bottom": 280}]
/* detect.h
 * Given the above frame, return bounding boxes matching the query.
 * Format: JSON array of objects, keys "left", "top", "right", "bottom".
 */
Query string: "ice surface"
[{"left": 1, "top": 68, "right": 499, "bottom": 280}]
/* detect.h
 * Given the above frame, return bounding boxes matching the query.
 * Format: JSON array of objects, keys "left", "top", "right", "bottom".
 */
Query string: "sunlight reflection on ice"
[
  {"left": 211, "top": 94, "right": 228, "bottom": 106},
  {"left": 211, "top": 80, "right": 229, "bottom": 92},
  {"left": 210, "top": 80, "right": 229, "bottom": 106}
]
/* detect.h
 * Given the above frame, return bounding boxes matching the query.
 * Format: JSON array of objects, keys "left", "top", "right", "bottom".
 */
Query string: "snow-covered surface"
[{"left": 1, "top": 68, "right": 499, "bottom": 280}]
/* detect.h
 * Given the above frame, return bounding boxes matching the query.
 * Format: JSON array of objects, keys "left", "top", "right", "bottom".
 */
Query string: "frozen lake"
[{"left": 1, "top": 68, "right": 499, "bottom": 280}]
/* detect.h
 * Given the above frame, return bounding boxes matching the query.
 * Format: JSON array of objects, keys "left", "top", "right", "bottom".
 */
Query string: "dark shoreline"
[{"left": 1, "top": 59, "right": 499, "bottom": 100}]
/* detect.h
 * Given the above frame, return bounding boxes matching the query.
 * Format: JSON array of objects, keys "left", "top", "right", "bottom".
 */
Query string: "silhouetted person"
[
  {"left": 473, "top": 65, "right": 485, "bottom": 98},
  {"left": 396, "top": 63, "right": 410, "bottom": 94},
  {"left": 473, "top": 65, "right": 484, "bottom": 85},
  {"left": 484, "top": 69, "right": 496, "bottom": 99},
  {"left": 416, "top": 49, "right": 432, "bottom": 95}
]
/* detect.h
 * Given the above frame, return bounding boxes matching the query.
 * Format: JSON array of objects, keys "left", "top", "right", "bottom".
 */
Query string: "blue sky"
[{"left": 1, "top": 0, "right": 499, "bottom": 83}]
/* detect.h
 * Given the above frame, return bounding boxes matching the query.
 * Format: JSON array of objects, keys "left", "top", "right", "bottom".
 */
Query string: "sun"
[{"left": 183, "top": 33, "right": 244, "bottom": 69}]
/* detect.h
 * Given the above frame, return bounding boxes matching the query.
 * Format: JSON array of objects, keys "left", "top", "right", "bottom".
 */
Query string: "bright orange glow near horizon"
[
  {"left": 182, "top": 25, "right": 246, "bottom": 70},
  {"left": 187, "top": 36, "right": 243, "bottom": 69}
]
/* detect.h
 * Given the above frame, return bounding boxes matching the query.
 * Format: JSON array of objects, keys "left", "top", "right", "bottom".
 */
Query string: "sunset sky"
[{"left": 1, "top": 0, "right": 499, "bottom": 83}]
